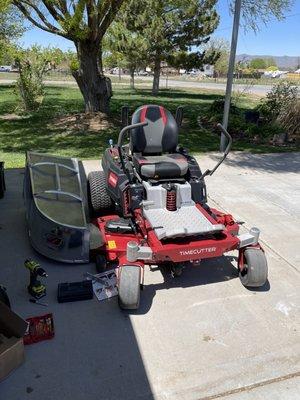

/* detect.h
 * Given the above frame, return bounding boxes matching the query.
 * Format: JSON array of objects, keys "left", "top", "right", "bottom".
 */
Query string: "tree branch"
[
  {"left": 16, "top": 0, "right": 60, "bottom": 31},
  {"left": 86, "top": 0, "right": 98, "bottom": 39},
  {"left": 43, "top": 0, "right": 64, "bottom": 22},
  {"left": 98, "top": 0, "right": 124, "bottom": 37},
  {"left": 13, "top": 1, "right": 69, "bottom": 38},
  {"left": 56, "top": 0, "right": 68, "bottom": 15}
]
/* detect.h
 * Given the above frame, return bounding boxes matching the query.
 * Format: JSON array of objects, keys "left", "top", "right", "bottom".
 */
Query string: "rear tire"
[
  {"left": 118, "top": 265, "right": 141, "bottom": 310},
  {"left": 87, "top": 170, "right": 113, "bottom": 216},
  {"left": 239, "top": 248, "right": 268, "bottom": 287}
]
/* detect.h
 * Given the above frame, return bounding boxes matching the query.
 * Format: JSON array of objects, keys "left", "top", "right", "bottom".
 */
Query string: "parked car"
[
  {"left": 136, "top": 70, "right": 149, "bottom": 76},
  {"left": 111, "top": 67, "right": 122, "bottom": 75},
  {"left": 186, "top": 69, "right": 200, "bottom": 76},
  {"left": 0, "top": 66, "right": 12, "bottom": 72}
]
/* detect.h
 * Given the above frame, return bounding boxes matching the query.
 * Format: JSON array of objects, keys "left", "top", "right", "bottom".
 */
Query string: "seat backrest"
[{"left": 131, "top": 105, "right": 178, "bottom": 154}]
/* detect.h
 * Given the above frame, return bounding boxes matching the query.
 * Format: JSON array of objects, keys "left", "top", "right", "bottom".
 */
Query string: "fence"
[{"left": 286, "top": 73, "right": 300, "bottom": 81}]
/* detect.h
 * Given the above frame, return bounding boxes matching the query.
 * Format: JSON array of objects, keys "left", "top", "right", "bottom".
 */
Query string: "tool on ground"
[
  {"left": 57, "top": 280, "right": 93, "bottom": 303},
  {"left": 24, "top": 259, "right": 48, "bottom": 299},
  {"left": 29, "top": 298, "right": 48, "bottom": 306},
  {"left": 84, "top": 271, "right": 109, "bottom": 286},
  {"left": 23, "top": 313, "right": 54, "bottom": 345}
]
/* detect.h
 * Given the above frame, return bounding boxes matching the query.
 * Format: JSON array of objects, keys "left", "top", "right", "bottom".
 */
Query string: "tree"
[
  {"left": 265, "top": 57, "right": 277, "bottom": 68},
  {"left": 120, "top": 0, "right": 219, "bottom": 95},
  {"left": 249, "top": 58, "right": 267, "bottom": 70},
  {"left": 105, "top": 20, "right": 148, "bottom": 89},
  {"left": 10, "top": 0, "right": 125, "bottom": 113},
  {"left": 0, "top": 4, "right": 24, "bottom": 64},
  {"left": 167, "top": 49, "right": 220, "bottom": 73},
  {"left": 0, "top": 3, "right": 24, "bottom": 40},
  {"left": 249, "top": 57, "right": 278, "bottom": 71},
  {"left": 102, "top": 50, "right": 125, "bottom": 70},
  {"left": 203, "top": 37, "right": 230, "bottom": 77},
  {"left": 239, "top": 0, "right": 292, "bottom": 32},
  {"left": 266, "top": 65, "right": 278, "bottom": 71}
]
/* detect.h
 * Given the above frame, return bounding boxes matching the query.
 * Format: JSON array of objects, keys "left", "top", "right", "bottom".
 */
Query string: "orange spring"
[{"left": 166, "top": 190, "right": 177, "bottom": 211}]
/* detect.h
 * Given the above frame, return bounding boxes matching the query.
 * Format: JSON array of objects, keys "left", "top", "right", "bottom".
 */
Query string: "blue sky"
[{"left": 19, "top": 0, "right": 300, "bottom": 56}]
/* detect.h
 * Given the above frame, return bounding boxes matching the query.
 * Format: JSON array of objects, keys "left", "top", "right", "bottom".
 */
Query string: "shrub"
[
  {"left": 257, "top": 81, "right": 298, "bottom": 122},
  {"left": 15, "top": 61, "right": 44, "bottom": 112},
  {"left": 14, "top": 46, "right": 63, "bottom": 112},
  {"left": 277, "top": 99, "right": 300, "bottom": 139},
  {"left": 246, "top": 122, "right": 283, "bottom": 140},
  {"left": 209, "top": 98, "right": 239, "bottom": 115},
  {"left": 257, "top": 82, "right": 299, "bottom": 140}
]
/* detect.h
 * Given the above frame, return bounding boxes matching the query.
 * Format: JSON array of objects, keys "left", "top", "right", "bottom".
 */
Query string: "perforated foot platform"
[{"left": 143, "top": 206, "right": 224, "bottom": 240}]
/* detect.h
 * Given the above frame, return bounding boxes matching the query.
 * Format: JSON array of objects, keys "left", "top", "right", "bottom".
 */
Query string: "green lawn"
[{"left": 0, "top": 84, "right": 296, "bottom": 168}]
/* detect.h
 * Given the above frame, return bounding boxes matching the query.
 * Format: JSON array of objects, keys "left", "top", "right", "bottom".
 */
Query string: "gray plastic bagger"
[{"left": 24, "top": 152, "right": 90, "bottom": 263}]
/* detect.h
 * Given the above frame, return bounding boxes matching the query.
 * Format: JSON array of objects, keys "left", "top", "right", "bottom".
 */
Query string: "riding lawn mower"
[
  {"left": 24, "top": 104, "right": 268, "bottom": 310},
  {"left": 86, "top": 104, "right": 268, "bottom": 309}
]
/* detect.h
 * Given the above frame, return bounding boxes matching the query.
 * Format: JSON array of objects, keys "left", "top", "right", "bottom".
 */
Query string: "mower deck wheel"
[
  {"left": 118, "top": 265, "right": 141, "bottom": 310},
  {"left": 239, "top": 248, "right": 268, "bottom": 287},
  {"left": 87, "top": 170, "right": 113, "bottom": 216}
]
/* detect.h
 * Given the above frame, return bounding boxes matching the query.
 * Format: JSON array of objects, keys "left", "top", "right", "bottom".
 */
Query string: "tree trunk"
[
  {"left": 130, "top": 69, "right": 135, "bottom": 89},
  {"left": 98, "top": 43, "right": 103, "bottom": 74},
  {"left": 72, "top": 41, "right": 112, "bottom": 113},
  {"left": 152, "top": 54, "right": 161, "bottom": 96}
]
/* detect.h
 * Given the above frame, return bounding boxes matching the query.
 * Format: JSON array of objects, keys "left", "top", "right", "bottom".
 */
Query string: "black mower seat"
[
  {"left": 133, "top": 153, "right": 188, "bottom": 179},
  {"left": 130, "top": 104, "right": 188, "bottom": 179}
]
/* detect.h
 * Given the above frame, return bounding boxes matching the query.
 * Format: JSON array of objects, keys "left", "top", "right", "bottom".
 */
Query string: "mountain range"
[{"left": 237, "top": 54, "right": 300, "bottom": 70}]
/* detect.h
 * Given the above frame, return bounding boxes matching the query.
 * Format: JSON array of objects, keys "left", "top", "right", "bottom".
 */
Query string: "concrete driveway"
[{"left": 0, "top": 152, "right": 299, "bottom": 399}]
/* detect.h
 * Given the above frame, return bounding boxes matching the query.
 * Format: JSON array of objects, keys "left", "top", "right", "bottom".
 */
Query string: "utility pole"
[{"left": 221, "top": 0, "right": 242, "bottom": 151}]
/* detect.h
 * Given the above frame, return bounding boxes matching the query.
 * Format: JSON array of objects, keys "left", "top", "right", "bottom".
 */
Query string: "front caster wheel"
[
  {"left": 118, "top": 265, "right": 141, "bottom": 310},
  {"left": 239, "top": 248, "right": 268, "bottom": 287}
]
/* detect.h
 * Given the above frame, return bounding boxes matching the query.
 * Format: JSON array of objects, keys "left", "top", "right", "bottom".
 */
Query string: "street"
[{"left": 0, "top": 74, "right": 277, "bottom": 96}]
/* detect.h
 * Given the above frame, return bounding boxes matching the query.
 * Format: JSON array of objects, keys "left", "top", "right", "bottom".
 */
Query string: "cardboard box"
[
  {"left": 0, "top": 300, "right": 27, "bottom": 382},
  {"left": 0, "top": 335, "right": 25, "bottom": 381}
]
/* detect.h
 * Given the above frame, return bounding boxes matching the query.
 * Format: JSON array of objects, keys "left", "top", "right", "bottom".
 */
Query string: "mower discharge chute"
[
  {"left": 87, "top": 105, "right": 268, "bottom": 309},
  {"left": 24, "top": 152, "right": 91, "bottom": 263}
]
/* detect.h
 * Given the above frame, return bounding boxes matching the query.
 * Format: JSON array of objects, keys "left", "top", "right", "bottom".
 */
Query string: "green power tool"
[{"left": 24, "top": 259, "right": 48, "bottom": 299}]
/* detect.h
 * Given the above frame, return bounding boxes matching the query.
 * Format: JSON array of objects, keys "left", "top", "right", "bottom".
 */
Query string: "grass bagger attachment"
[{"left": 24, "top": 104, "right": 268, "bottom": 310}]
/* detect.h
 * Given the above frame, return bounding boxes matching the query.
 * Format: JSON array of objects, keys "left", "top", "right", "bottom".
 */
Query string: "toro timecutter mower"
[
  {"left": 24, "top": 105, "right": 268, "bottom": 310},
  {"left": 86, "top": 105, "right": 268, "bottom": 309}
]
